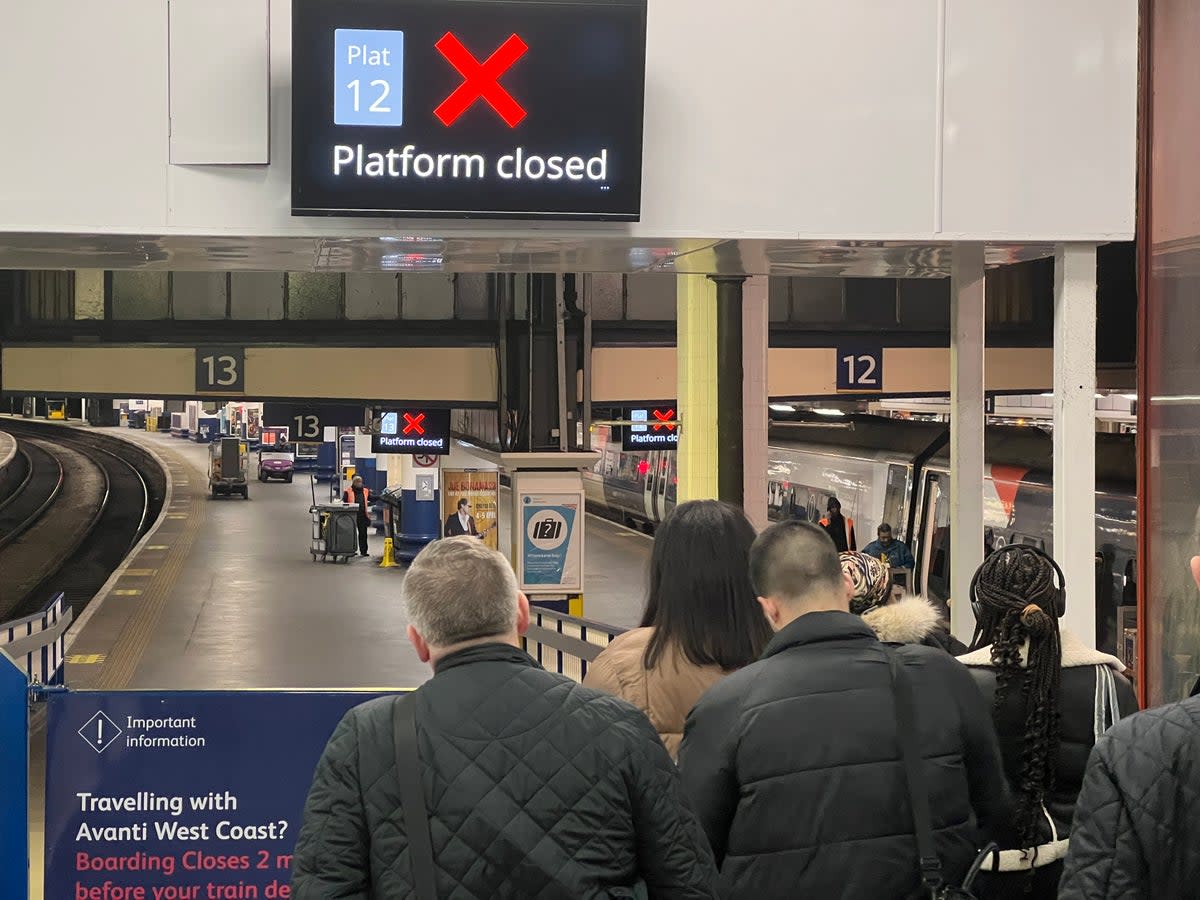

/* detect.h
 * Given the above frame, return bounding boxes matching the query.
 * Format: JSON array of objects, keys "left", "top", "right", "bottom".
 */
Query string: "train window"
[
  {"left": 882, "top": 464, "right": 908, "bottom": 539},
  {"left": 1122, "top": 558, "right": 1137, "bottom": 605}
]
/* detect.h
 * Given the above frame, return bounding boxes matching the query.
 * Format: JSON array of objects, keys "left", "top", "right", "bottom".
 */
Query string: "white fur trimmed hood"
[
  {"left": 957, "top": 629, "right": 1126, "bottom": 672},
  {"left": 861, "top": 596, "right": 945, "bottom": 644}
]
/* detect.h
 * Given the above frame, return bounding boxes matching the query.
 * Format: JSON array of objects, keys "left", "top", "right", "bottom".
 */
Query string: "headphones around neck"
[{"left": 969, "top": 543, "right": 1066, "bottom": 623}]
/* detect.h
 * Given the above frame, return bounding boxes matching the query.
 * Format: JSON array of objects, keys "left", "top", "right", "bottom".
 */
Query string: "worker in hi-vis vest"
[
  {"left": 344, "top": 475, "right": 371, "bottom": 558},
  {"left": 819, "top": 497, "right": 856, "bottom": 552}
]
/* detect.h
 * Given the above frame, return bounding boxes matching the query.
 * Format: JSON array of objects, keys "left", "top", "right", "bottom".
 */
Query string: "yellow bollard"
[{"left": 379, "top": 537, "right": 398, "bottom": 568}]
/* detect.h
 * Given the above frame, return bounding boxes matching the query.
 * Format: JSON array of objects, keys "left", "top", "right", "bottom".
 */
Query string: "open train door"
[
  {"left": 915, "top": 471, "right": 952, "bottom": 609},
  {"left": 642, "top": 450, "right": 670, "bottom": 524}
]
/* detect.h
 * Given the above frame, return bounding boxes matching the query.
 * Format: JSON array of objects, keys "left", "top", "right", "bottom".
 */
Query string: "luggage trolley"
[
  {"left": 209, "top": 437, "right": 250, "bottom": 499},
  {"left": 308, "top": 477, "right": 357, "bottom": 562}
]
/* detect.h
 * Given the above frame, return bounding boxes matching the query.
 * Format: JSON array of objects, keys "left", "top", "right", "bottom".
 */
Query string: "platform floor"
[
  {"left": 19, "top": 426, "right": 650, "bottom": 899},
  {"left": 61, "top": 427, "right": 650, "bottom": 692}
]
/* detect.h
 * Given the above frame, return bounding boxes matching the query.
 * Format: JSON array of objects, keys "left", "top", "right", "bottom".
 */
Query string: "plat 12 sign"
[
  {"left": 291, "top": 0, "right": 648, "bottom": 220},
  {"left": 621, "top": 408, "right": 680, "bottom": 451}
]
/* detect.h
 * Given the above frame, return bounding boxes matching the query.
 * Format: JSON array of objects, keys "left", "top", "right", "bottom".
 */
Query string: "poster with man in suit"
[{"left": 441, "top": 470, "right": 499, "bottom": 549}]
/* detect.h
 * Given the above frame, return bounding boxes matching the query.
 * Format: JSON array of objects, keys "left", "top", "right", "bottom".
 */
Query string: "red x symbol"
[
  {"left": 652, "top": 409, "right": 677, "bottom": 432},
  {"left": 434, "top": 32, "right": 528, "bottom": 128},
  {"left": 402, "top": 412, "right": 426, "bottom": 435}
]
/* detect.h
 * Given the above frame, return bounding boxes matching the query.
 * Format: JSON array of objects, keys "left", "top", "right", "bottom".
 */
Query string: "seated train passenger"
[
  {"left": 958, "top": 546, "right": 1138, "bottom": 899},
  {"left": 292, "top": 537, "right": 718, "bottom": 899},
  {"left": 678, "top": 522, "right": 1011, "bottom": 900},
  {"left": 841, "top": 550, "right": 968, "bottom": 655},
  {"left": 585, "top": 500, "right": 771, "bottom": 760},
  {"left": 861, "top": 522, "right": 916, "bottom": 571}
]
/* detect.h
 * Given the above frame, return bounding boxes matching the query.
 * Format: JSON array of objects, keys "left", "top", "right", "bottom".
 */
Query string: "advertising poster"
[
  {"left": 440, "top": 469, "right": 499, "bottom": 550},
  {"left": 44, "top": 690, "right": 397, "bottom": 898},
  {"left": 519, "top": 493, "right": 583, "bottom": 593}
]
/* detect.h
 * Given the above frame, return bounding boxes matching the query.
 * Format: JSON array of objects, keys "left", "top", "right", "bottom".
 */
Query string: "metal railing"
[
  {"left": 522, "top": 607, "right": 626, "bottom": 683},
  {"left": 0, "top": 592, "right": 72, "bottom": 685}
]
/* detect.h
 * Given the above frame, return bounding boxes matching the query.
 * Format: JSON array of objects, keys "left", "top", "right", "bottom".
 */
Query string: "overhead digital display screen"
[
  {"left": 372, "top": 408, "right": 451, "bottom": 454},
  {"left": 291, "top": 0, "right": 648, "bottom": 221},
  {"left": 621, "top": 407, "right": 679, "bottom": 450}
]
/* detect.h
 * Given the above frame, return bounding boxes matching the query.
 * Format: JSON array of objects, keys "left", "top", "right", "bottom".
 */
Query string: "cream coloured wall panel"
[
  {"left": 0, "top": 0, "right": 1135, "bottom": 241},
  {"left": 247, "top": 347, "right": 496, "bottom": 402},
  {"left": 940, "top": 0, "right": 1137, "bottom": 237},
  {"left": 1, "top": 346, "right": 496, "bottom": 404},
  {"left": 593, "top": 346, "right": 1055, "bottom": 402},
  {"left": 0, "top": 1, "right": 168, "bottom": 229},
  {"left": 2, "top": 347, "right": 195, "bottom": 395}
]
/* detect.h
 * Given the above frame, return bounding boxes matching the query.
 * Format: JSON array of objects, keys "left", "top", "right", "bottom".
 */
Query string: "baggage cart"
[
  {"left": 209, "top": 437, "right": 249, "bottom": 499},
  {"left": 310, "top": 504, "right": 359, "bottom": 562},
  {"left": 308, "top": 476, "right": 357, "bottom": 562}
]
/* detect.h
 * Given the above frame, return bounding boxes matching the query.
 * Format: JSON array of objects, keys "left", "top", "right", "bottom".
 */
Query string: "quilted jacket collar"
[
  {"left": 761, "top": 610, "right": 877, "bottom": 660},
  {"left": 433, "top": 641, "right": 540, "bottom": 675}
]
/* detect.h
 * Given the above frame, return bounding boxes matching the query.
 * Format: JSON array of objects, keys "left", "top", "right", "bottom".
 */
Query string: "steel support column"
[
  {"left": 1054, "top": 243, "right": 1099, "bottom": 645},
  {"left": 580, "top": 274, "right": 593, "bottom": 452},
  {"left": 712, "top": 276, "right": 745, "bottom": 508},
  {"left": 741, "top": 276, "right": 769, "bottom": 530},
  {"left": 950, "top": 243, "right": 986, "bottom": 645}
]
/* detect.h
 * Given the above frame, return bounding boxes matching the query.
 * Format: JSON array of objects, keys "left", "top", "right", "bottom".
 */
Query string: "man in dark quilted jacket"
[
  {"left": 678, "top": 521, "right": 1011, "bottom": 899},
  {"left": 1057, "top": 556, "right": 1200, "bottom": 899},
  {"left": 292, "top": 536, "right": 718, "bottom": 899}
]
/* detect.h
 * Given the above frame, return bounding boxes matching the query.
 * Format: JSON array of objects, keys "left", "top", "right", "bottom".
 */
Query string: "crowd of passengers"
[{"left": 291, "top": 501, "right": 1200, "bottom": 899}]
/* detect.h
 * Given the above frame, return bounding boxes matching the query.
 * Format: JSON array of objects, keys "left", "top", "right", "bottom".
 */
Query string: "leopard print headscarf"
[{"left": 839, "top": 551, "right": 892, "bottom": 615}]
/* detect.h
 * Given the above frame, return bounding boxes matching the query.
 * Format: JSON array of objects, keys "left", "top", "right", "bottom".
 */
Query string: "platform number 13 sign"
[
  {"left": 836, "top": 346, "right": 883, "bottom": 392},
  {"left": 195, "top": 347, "right": 245, "bottom": 394}
]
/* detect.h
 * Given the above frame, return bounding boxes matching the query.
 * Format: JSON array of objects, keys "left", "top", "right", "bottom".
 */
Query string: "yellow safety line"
[{"left": 93, "top": 450, "right": 207, "bottom": 691}]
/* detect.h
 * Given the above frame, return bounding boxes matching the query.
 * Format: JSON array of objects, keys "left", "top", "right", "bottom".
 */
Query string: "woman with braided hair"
[{"left": 957, "top": 545, "right": 1137, "bottom": 898}]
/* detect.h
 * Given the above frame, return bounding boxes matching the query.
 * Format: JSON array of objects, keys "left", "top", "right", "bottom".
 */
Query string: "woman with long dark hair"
[
  {"left": 958, "top": 546, "right": 1137, "bottom": 898},
  {"left": 585, "top": 500, "right": 771, "bottom": 759}
]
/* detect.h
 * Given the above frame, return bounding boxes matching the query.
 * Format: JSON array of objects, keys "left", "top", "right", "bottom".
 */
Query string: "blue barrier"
[
  {"left": 43, "top": 689, "right": 396, "bottom": 898},
  {"left": 0, "top": 650, "right": 28, "bottom": 900},
  {"left": 1, "top": 592, "right": 71, "bottom": 686},
  {"left": 0, "top": 607, "right": 625, "bottom": 897}
]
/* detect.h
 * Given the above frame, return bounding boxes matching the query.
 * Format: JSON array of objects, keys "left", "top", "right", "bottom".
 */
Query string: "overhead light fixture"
[
  {"left": 769, "top": 403, "right": 795, "bottom": 413},
  {"left": 1120, "top": 394, "right": 1138, "bottom": 401},
  {"left": 1040, "top": 393, "right": 1054, "bottom": 398},
  {"left": 813, "top": 408, "right": 846, "bottom": 417}
]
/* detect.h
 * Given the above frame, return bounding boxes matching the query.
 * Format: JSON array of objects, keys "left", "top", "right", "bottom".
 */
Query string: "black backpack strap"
[
  {"left": 884, "top": 646, "right": 945, "bottom": 892},
  {"left": 393, "top": 693, "right": 438, "bottom": 900}
]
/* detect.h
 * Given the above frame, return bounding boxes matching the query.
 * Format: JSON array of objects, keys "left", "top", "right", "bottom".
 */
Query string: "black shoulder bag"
[
  {"left": 394, "top": 694, "right": 439, "bottom": 900},
  {"left": 885, "top": 648, "right": 995, "bottom": 900}
]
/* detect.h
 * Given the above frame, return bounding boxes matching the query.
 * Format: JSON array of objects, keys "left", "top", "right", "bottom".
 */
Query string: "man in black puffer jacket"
[
  {"left": 292, "top": 536, "right": 718, "bottom": 899},
  {"left": 1058, "top": 556, "right": 1200, "bottom": 899},
  {"left": 678, "top": 522, "right": 1011, "bottom": 900},
  {"left": 1058, "top": 695, "right": 1200, "bottom": 898}
]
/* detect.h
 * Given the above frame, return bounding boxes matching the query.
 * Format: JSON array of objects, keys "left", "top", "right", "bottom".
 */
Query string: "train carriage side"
[{"left": 915, "top": 427, "right": 1136, "bottom": 654}]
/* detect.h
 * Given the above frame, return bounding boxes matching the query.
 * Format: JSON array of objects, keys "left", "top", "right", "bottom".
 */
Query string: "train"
[{"left": 582, "top": 415, "right": 1136, "bottom": 657}]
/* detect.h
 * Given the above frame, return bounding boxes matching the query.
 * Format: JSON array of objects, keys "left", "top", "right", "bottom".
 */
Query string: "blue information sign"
[
  {"left": 835, "top": 345, "right": 884, "bottom": 392},
  {"left": 45, "top": 690, "right": 396, "bottom": 899},
  {"left": 333, "top": 28, "right": 405, "bottom": 126},
  {"left": 519, "top": 493, "right": 582, "bottom": 592}
]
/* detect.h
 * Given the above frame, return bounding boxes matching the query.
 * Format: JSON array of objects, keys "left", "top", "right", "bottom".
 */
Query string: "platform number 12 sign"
[{"left": 836, "top": 346, "right": 883, "bottom": 392}]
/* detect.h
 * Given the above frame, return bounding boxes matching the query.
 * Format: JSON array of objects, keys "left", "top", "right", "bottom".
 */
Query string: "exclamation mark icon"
[{"left": 96, "top": 718, "right": 103, "bottom": 747}]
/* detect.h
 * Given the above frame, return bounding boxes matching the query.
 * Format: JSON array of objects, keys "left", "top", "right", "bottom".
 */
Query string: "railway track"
[{"left": 0, "top": 422, "right": 164, "bottom": 623}]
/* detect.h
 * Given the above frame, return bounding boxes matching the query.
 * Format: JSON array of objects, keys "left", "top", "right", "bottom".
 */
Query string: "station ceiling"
[{"left": 0, "top": 233, "right": 1058, "bottom": 277}]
